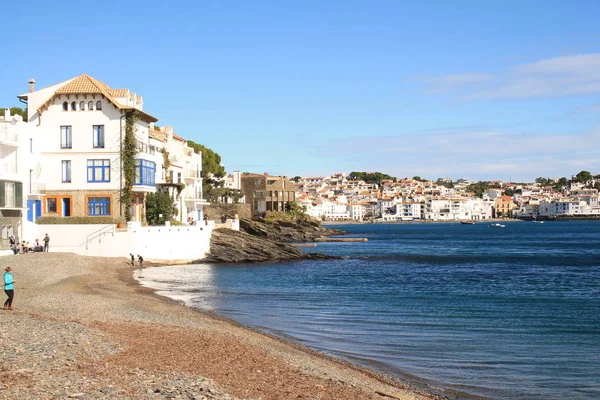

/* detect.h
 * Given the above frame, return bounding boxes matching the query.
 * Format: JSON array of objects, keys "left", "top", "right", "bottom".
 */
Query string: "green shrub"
[
  {"left": 36, "top": 216, "right": 118, "bottom": 225},
  {"left": 169, "top": 219, "right": 184, "bottom": 226}
]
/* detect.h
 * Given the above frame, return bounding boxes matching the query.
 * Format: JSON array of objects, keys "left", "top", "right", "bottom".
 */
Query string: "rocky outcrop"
[
  {"left": 202, "top": 228, "right": 339, "bottom": 263},
  {"left": 239, "top": 217, "right": 346, "bottom": 242}
]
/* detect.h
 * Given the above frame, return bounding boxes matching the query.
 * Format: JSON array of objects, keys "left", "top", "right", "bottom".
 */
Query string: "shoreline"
[{"left": 0, "top": 253, "right": 447, "bottom": 400}]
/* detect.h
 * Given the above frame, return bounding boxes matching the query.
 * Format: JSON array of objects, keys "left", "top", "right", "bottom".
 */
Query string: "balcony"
[
  {"left": 0, "top": 123, "right": 19, "bottom": 147},
  {"left": 0, "top": 163, "right": 18, "bottom": 178},
  {"left": 184, "top": 168, "right": 201, "bottom": 179}
]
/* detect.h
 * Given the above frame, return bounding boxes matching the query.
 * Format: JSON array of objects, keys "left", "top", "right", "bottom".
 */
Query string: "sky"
[{"left": 2, "top": 0, "right": 600, "bottom": 182}]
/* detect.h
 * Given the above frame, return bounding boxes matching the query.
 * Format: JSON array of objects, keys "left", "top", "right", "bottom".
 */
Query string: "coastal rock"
[
  {"left": 202, "top": 228, "right": 339, "bottom": 263},
  {"left": 238, "top": 217, "right": 345, "bottom": 242}
]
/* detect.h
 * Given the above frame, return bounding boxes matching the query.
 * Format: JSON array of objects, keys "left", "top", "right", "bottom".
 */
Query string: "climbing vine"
[
  {"left": 162, "top": 148, "right": 172, "bottom": 183},
  {"left": 121, "top": 111, "right": 138, "bottom": 222}
]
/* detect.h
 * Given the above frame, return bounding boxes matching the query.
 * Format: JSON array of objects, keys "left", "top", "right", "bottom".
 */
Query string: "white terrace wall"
[
  {"left": 129, "top": 224, "right": 213, "bottom": 262},
  {"left": 33, "top": 223, "right": 214, "bottom": 262}
]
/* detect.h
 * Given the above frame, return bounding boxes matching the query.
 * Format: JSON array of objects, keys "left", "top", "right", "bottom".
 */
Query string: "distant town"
[
  {"left": 289, "top": 171, "right": 599, "bottom": 221},
  {"left": 227, "top": 171, "right": 600, "bottom": 222}
]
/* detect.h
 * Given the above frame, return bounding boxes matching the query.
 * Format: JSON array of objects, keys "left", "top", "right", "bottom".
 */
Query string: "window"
[
  {"left": 87, "top": 197, "right": 110, "bottom": 216},
  {"left": 177, "top": 172, "right": 182, "bottom": 183},
  {"left": 79, "top": 101, "right": 85, "bottom": 111},
  {"left": 169, "top": 171, "right": 174, "bottom": 183},
  {"left": 1, "top": 182, "right": 19, "bottom": 208},
  {"left": 88, "top": 101, "right": 93, "bottom": 110},
  {"left": 62, "top": 160, "right": 71, "bottom": 183},
  {"left": 46, "top": 197, "right": 57, "bottom": 213},
  {"left": 71, "top": 101, "right": 76, "bottom": 111},
  {"left": 60, "top": 126, "right": 72, "bottom": 148},
  {"left": 134, "top": 159, "right": 156, "bottom": 186},
  {"left": 96, "top": 101, "right": 102, "bottom": 110},
  {"left": 93, "top": 125, "right": 104, "bottom": 148},
  {"left": 62, "top": 102, "right": 68, "bottom": 111},
  {"left": 87, "top": 159, "right": 110, "bottom": 182}
]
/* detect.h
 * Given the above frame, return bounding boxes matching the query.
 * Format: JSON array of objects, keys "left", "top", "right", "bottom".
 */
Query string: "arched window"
[
  {"left": 96, "top": 101, "right": 102, "bottom": 110},
  {"left": 79, "top": 101, "right": 85, "bottom": 111},
  {"left": 88, "top": 101, "right": 93, "bottom": 110},
  {"left": 62, "top": 102, "right": 68, "bottom": 111},
  {"left": 71, "top": 101, "right": 76, "bottom": 111}
]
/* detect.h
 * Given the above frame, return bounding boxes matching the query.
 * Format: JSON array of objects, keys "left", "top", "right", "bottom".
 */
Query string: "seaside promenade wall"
[{"left": 1, "top": 223, "right": 216, "bottom": 262}]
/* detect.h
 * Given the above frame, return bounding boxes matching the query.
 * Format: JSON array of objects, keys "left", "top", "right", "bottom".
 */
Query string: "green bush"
[
  {"left": 170, "top": 219, "right": 184, "bottom": 226},
  {"left": 36, "top": 216, "right": 118, "bottom": 225}
]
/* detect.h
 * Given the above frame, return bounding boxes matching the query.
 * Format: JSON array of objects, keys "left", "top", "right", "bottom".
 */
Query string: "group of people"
[
  {"left": 9, "top": 234, "right": 50, "bottom": 255},
  {"left": 129, "top": 253, "right": 144, "bottom": 268}
]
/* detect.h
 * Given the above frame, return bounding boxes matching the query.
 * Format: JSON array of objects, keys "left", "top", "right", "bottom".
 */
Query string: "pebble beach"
[{"left": 0, "top": 253, "right": 436, "bottom": 400}]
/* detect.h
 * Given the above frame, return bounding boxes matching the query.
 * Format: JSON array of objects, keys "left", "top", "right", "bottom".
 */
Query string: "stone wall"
[
  {"left": 0, "top": 210, "right": 22, "bottom": 250},
  {"left": 43, "top": 190, "right": 121, "bottom": 217},
  {"left": 204, "top": 203, "right": 251, "bottom": 220}
]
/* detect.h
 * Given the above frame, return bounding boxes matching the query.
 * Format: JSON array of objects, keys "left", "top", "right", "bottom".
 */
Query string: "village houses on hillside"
[{"left": 295, "top": 173, "right": 600, "bottom": 222}]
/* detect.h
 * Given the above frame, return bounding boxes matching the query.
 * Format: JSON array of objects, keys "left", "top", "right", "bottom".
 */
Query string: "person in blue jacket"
[{"left": 3, "top": 266, "right": 15, "bottom": 310}]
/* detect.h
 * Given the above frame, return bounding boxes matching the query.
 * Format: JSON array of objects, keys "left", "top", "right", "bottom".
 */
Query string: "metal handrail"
[{"left": 84, "top": 224, "right": 115, "bottom": 250}]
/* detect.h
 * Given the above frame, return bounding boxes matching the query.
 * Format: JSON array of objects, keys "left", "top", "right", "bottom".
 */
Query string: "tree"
[
  {"left": 504, "top": 188, "right": 515, "bottom": 196},
  {"left": 348, "top": 171, "right": 394, "bottom": 184},
  {"left": 186, "top": 140, "right": 226, "bottom": 197},
  {"left": 575, "top": 170, "right": 592, "bottom": 184},
  {"left": 412, "top": 176, "right": 422, "bottom": 181},
  {"left": 553, "top": 177, "right": 568, "bottom": 191},
  {"left": 2, "top": 107, "right": 26, "bottom": 120},
  {"left": 145, "top": 191, "right": 178, "bottom": 225},
  {"left": 535, "top": 177, "right": 550, "bottom": 186},
  {"left": 292, "top": 176, "right": 302, "bottom": 183}
]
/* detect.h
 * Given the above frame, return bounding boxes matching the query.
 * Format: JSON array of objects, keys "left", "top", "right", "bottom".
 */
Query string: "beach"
[{"left": 0, "top": 253, "right": 435, "bottom": 400}]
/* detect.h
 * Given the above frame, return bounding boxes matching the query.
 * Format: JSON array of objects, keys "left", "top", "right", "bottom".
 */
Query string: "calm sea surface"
[{"left": 135, "top": 221, "right": 600, "bottom": 399}]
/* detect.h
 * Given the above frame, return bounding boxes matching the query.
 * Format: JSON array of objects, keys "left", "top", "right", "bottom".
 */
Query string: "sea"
[{"left": 134, "top": 220, "right": 600, "bottom": 399}]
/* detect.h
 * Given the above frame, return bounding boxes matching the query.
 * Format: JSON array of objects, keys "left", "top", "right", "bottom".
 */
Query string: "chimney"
[
  {"left": 164, "top": 126, "right": 173, "bottom": 141},
  {"left": 264, "top": 172, "right": 269, "bottom": 176},
  {"left": 4, "top": 108, "right": 10, "bottom": 119},
  {"left": 149, "top": 122, "right": 155, "bottom": 130},
  {"left": 28, "top": 78, "right": 36, "bottom": 93}
]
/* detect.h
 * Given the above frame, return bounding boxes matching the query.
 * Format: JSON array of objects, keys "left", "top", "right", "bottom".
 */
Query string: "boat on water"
[
  {"left": 490, "top": 223, "right": 505, "bottom": 228},
  {"left": 460, "top": 221, "right": 476, "bottom": 225},
  {"left": 532, "top": 220, "right": 544, "bottom": 224}
]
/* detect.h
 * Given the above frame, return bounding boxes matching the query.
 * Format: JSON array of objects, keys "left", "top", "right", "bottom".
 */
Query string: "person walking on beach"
[
  {"left": 204, "top": 213, "right": 209, "bottom": 226},
  {"left": 3, "top": 267, "right": 15, "bottom": 310},
  {"left": 43, "top": 233, "right": 50, "bottom": 252},
  {"left": 130, "top": 253, "right": 135, "bottom": 266},
  {"left": 138, "top": 255, "right": 144, "bottom": 268}
]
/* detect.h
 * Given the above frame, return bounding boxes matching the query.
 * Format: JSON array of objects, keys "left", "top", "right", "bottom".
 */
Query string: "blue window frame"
[
  {"left": 61, "top": 160, "right": 71, "bottom": 183},
  {"left": 60, "top": 126, "right": 72, "bottom": 148},
  {"left": 93, "top": 125, "right": 104, "bottom": 148},
  {"left": 87, "top": 197, "right": 110, "bottom": 216},
  {"left": 134, "top": 159, "right": 156, "bottom": 186},
  {"left": 87, "top": 159, "right": 110, "bottom": 182}
]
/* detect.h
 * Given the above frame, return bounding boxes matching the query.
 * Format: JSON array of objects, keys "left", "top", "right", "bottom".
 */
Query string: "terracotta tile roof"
[
  {"left": 108, "top": 89, "right": 129, "bottom": 97},
  {"left": 38, "top": 74, "right": 158, "bottom": 123}
]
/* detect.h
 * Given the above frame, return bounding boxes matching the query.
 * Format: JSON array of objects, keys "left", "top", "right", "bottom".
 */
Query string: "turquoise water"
[{"left": 136, "top": 221, "right": 600, "bottom": 399}]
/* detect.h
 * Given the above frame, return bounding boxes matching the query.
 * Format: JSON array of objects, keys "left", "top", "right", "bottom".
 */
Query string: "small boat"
[
  {"left": 460, "top": 221, "right": 475, "bottom": 225},
  {"left": 490, "top": 223, "right": 505, "bottom": 228},
  {"left": 532, "top": 220, "right": 544, "bottom": 224}
]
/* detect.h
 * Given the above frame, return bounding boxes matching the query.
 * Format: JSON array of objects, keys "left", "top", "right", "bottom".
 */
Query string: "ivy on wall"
[
  {"left": 162, "top": 148, "right": 172, "bottom": 183},
  {"left": 121, "top": 111, "right": 138, "bottom": 222}
]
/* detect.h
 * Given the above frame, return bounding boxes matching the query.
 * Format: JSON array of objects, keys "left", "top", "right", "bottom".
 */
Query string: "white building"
[{"left": 17, "top": 74, "right": 205, "bottom": 224}]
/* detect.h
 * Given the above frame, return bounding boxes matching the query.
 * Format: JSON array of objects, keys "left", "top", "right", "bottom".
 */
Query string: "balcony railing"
[
  {"left": 184, "top": 169, "right": 201, "bottom": 179},
  {"left": 30, "top": 182, "right": 46, "bottom": 193},
  {"left": 0, "top": 163, "right": 18, "bottom": 175},
  {"left": 0, "top": 124, "right": 19, "bottom": 145}
]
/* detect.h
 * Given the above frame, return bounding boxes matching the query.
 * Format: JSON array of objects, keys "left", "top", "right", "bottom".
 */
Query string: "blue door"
[
  {"left": 35, "top": 200, "right": 42, "bottom": 220},
  {"left": 27, "top": 200, "right": 34, "bottom": 222}
]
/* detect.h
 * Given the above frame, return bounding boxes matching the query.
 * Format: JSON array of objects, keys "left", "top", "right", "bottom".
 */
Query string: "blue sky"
[{"left": 2, "top": 0, "right": 600, "bottom": 182}]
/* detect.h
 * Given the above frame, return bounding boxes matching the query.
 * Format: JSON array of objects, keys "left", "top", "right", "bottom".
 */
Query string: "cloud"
[
  {"left": 424, "top": 53, "right": 600, "bottom": 99},
  {"left": 326, "top": 126, "right": 600, "bottom": 181}
]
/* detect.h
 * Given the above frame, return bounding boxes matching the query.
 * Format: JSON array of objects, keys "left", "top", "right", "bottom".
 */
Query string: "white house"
[{"left": 17, "top": 74, "right": 206, "bottom": 225}]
